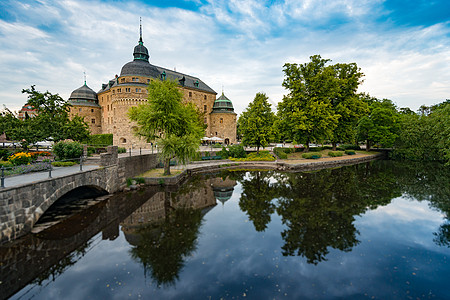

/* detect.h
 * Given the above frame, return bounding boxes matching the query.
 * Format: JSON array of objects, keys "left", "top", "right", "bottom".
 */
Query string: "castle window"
[
  {"left": 204, "top": 95, "right": 207, "bottom": 100},
  {"left": 220, "top": 118, "right": 223, "bottom": 124},
  {"left": 91, "top": 119, "right": 95, "bottom": 124},
  {"left": 126, "top": 88, "right": 131, "bottom": 92},
  {"left": 136, "top": 88, "right": 141, "bottom": 93},
  {"left": 215, "top": 132, "right": 218, "bottom": 136},
  {"left": 121, "top": 78, "right": 125, "bottom": 83},
  {"left": 204, "top": 105, "right": 207, "bottom": 112},
  {"left": 132, "top": 77, "right": 138, "bottom": 82},
  {"left": 161, "top": 71, "right": 166, "bottom": 80},
  {"left": 204, "top": 117, "right": 207, "bottom": 124},
  {"left": 79, "top": 108, "right": 82, "bottom": 112},
  {"left": 117, "top": 88, "right": 121, "bottom": 93},
  {"left": 194, "top": 80, "right": 199, "bottom": 87},
  {"left": 112, "top": 90, "right": 115, "bottom": 94},
  {"left": 120, "top": 137, "right": 127, "bottom": 143},
  {"left": 189, "top": 92, "right": 192, "bottom": 97},
  {"left": 147, "top": 79, "right": 150, "bottom": 83}
]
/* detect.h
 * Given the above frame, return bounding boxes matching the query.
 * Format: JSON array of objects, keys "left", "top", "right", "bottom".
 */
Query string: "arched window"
[{"left": 119, "top": 137, "right": 127, "bottom": 143}]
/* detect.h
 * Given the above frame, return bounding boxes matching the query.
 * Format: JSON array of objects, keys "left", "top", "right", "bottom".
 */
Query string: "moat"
[{"left": 1, "top": 160, "right": 449, "bottom": 299}]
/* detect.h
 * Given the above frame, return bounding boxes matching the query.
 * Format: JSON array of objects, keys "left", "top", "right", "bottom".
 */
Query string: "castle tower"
[
  {"left": 68, "top": 82, "right": 102, "bottom": 134},
  {"left": 210, "top": 92, "right": 237, "bottom": 144}
]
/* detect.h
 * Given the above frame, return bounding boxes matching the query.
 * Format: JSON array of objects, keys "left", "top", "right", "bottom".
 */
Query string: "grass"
[
  {"left": 286, "top": 149, "right": 377, "bottom": 160},
  {"left": 139, "top": 168, "right": 184, "bottom": 177}
]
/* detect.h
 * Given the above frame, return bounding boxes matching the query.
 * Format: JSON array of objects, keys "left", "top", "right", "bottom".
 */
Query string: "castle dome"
[
  {"left": 212, "top": 92, "right": 234, "bottom": 112},
  {"left": 68, "top": 83, "right": 98, "bottom": 104},
  {"left": 120, "top": 60, "right": 160, "bottom": 77}
]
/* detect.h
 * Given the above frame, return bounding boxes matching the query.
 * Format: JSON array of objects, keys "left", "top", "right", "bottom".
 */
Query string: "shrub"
[
  {"left": 345, "top": 150, "right": 356, "bottom": 155},
  {"left": 302, "top": 152, "right": 322, "bottom": 159},
  {"left": 0, "top": 161, "right": 13, "bottom": 168},
  {"left": 88, "top": 134, "right": 113, "bottom": 146},
  {"left": 118, "top": 147, "right": 127, "bottom": 154},
  {"left": 53, "top": 140, "right": 83, "bottom": 160},
  {"left": 231, "top": 151, "right": 275, "bottom": 161},
  {"left": 0, "top": 149, "right": 11, "bottom": 161},
  {"left": 228, "top": 144, "right": 247, "bottom": 158},
  {"left": 217, "top": 147, "right": 230, "bottom": 159},
  {"left": 52, "top": 161, "right": 77, "bottom": 167},
  {"left": 8, "top": 152, "right": 33, "bottom": 166},
  {"left": 328, "top": 151, "right": 344, "bottom": 157},
  {"left": 273, "top": 147, "right": 288, "bottom": 159}
]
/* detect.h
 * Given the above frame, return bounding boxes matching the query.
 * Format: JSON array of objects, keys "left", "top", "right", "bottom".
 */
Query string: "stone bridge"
[{"left": 0, "top": 146, "right": 159, "bottom": 244}]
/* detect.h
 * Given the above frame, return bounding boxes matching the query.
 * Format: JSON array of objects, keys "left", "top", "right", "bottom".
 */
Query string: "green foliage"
[
  {"left": 88, "top": 134, "right": 113, "bottom": 146},
  {"left": 229, "top": 144, "right": 247, "bottom": 158},
  {"left": 0, "top": 86, "right": 90, "bottom": 146},
  {"left": 277, "top": 55, "right": 341, "bottom": 148},
  {"left": 53, "top": 140, "right": 83, "bottom": 160},
  {"left": 0, "top": 149, "right": 11, "bottom": 161},
  {"left": 238, "top": 93, "right": 276, "bottom": 153},
  {"left": 302, "top": 152, "right": 322, "bottom": 159},
  {"left": 231, "top": 151, "right": 275, "bottom": 161},
  {"left": 345, "top": 150, "right": 356, "bottom": 155},
  {"left": 129, "top": 80, "right": 204, "bottom": 175},
  {"left": 357, "top": 98, "right": 400, "bottom": 150},
  {"left": 51, "top": 161, "right": 77, "bottom": 167},
  {"left": 273, "top": 147, "right": 288, "bottom": 159},
  {"left": 217, "top": 147, "right": 230, "bottom": 159},
  {"left": 392, "top": 101, "right": 450, "bottom": 164},
  {"left": 0, "top": 161, "right": 13, "bottom": 167},
  {"left": 328, "top": 151, "right": 344, "bottom": 157},
  {"left": 118, "top": 147, "right": 127, "bottom": 153}
]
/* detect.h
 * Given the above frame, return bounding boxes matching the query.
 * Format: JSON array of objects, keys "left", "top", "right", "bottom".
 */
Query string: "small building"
[
  {"left": 67, "top": 83, "right": 102, "bottom": 135},
  {"left": 18, "top": 104, "right": 38, "bottom": 120}
]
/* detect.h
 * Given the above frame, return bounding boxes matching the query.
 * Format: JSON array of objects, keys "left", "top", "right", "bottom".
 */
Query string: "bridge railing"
[{"left": 0, "top": 156, "right": 86, "bottom": 188}]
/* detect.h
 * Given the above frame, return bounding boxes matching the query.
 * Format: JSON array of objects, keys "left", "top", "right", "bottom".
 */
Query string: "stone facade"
[{"left": 68, "top": 104, "right": 102, "bottom": 135}]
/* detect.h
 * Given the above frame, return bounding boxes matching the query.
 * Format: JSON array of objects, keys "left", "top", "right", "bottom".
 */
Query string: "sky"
[{"left": 0, "top": 0, "right": 449, "bottom": 115}]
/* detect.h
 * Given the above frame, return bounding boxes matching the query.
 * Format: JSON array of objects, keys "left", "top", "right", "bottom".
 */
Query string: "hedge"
[
  {"left": 345, "top": 150, "right": 356, "bottom": 155},
  {"left": 328, "top": 151, "right": 344, "bottom": 157},
  {"left": 302, "top": 152, "right": 322, "bottom": 159},
  {"left": 88, "top": 134, "right": 113, "bottom": 146}
]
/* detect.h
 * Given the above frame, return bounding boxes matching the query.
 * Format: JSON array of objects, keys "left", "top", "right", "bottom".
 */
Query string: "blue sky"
[{"left": 1, "top": 0, "right": 449, "bottom": 114}]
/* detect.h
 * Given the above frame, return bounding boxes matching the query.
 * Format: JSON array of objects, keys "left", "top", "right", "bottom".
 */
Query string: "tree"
[
  {"left": 1, "top": 86, "right": 90, "bottom": 147},
  {"left": 329, "top": 63, "right": 368, "bottom": 150},
  {"left": 357, "top": 98, "right": 400, "bottom": 151},
  {"left": 129, "top": 79, "right": 204, "bottom": 175},
  {"left": 277, "top": 55, "right": 340, "bottom": 151},
  {"left": 238, "top": 92, "right": 275, "bottom": 154}
]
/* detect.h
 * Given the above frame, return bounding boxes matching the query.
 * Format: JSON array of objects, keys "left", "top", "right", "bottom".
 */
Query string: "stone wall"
[
  {"left": 210, "top": 111, "right": 237, "bottom": 144},
  {"left": 68, "top": 105, "right": 102, "bottom": 134}
]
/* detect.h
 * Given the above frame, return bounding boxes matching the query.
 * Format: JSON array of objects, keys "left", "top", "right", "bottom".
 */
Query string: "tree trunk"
[
  {"left": 305, "top": 142, "right": 310, "bottom": 152},
  {"left": 164, "top": 158, "right": 171, "bottom": 176},
  {"left": 332, "top": 142, "right": 337, "bottom": 151},
  {"left": 366, "top": 140, "right": 371, "bottom": 152},
  {"left": 257, "top": 145, "right": 260, "bottom": 155}
]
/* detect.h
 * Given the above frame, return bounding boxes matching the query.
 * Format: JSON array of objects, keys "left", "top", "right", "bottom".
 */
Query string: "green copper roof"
[{"left": 213, "top": 92, "right": 234, "bottom": 112}]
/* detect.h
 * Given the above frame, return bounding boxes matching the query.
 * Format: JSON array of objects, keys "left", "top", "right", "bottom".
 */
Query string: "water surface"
[{"left": 2, "top": 160, "right": 449, "bottom": 299}]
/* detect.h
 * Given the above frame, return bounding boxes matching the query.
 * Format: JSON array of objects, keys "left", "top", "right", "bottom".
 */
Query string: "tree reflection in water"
[
  {"left": 235, "top": 160, "right": 450, "bottom": 264},
  {"left": 129, "top": 207, "right": 203, "bottom": 287}
]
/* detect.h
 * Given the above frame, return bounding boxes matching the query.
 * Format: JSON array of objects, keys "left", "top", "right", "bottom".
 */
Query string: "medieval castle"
[{"left": 66, "top": 26, "right": 236, "bottom": 148}]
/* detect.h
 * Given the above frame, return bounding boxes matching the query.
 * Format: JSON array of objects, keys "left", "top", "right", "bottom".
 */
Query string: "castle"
[{"left": 67, "top": 26, "right": 236, "bottom": 148}]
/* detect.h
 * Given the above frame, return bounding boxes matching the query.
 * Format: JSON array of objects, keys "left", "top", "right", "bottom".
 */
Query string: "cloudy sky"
[{"left": 0, "top": 0, "right": 449, "bottom": 115}]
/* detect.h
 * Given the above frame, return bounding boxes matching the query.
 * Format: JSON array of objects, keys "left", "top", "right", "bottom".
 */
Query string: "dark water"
[{"left": 1, "top": 160, "right": 449, "bottom": 299}]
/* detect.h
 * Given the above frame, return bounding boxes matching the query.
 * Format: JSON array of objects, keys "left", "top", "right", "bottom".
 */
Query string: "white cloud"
[{"left": 0, "top": 0, "right": 449, "bottom": 115}]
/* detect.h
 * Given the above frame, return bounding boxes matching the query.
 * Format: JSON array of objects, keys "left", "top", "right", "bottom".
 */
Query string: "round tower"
[
  {"left": 68, "top": 82, "right": 102, "bottom": 134},
  {"left": 210, "top": 92, "right": 237, "bottom": 144}
]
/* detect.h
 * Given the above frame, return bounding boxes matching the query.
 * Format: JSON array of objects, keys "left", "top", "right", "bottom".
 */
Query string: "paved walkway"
[{"left": 1, "top": 163, "right": 100, "bottom": 188}]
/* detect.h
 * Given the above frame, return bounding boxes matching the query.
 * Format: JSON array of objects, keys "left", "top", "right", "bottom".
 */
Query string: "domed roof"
[
  {"left": 212, "top": 92, "right": 234, "bottom": 112},
  {"left": 69, "top": 84, "right": 97, "bottom": 102},
  {"left": 120, "top": 60, "right": 160, "bottom": 77},
  {"left": 133, "top": 40, "right": 149, "bottom": 62}
]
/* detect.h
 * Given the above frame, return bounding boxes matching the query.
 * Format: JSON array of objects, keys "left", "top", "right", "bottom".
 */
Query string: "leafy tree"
[
  {"left": 357, "top": 98, "right": 400, "bottom": 150},
  {"left": 238, "top": 93, "right": 275, "bottom": 154},
  {"left": 277, "top": 55, "right": 340, "bottom": 151},
  {"left": 129, "top": 80, "right": 205, "bottom": 175},
  {"left": 1, "top": 86, "right": 90, "bottom": 147},
  {"left": 329, "top": 63, "right": 368, "bottom": 150},
  {"left": 393, "top": 101, "right": 450, "bottom": 163}
]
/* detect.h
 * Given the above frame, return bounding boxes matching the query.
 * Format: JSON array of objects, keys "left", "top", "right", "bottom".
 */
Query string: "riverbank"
[{"left": 138, "top": 151, "right": 385, "bottom": 185}]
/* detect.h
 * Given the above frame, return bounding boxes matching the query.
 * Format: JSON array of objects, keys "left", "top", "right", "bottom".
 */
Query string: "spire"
[
  {"left": 139, "top": 17, "right": 143, "bottom": 45},
  {"left": 83, "top": 71, "right": 86, "bottom": 86}
]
